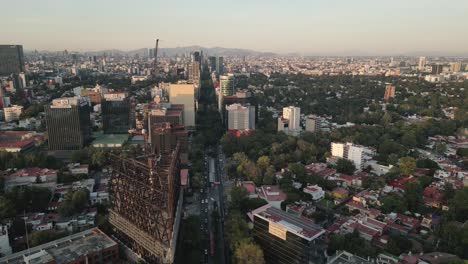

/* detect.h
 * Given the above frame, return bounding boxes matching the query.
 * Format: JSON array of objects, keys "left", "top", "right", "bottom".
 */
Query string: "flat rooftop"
[
  {"left": 92, "top": 133, "right": 129, "bottom": 146},
  {"left": 0, "top": 228, "right": 117, "bottom": 264},
  {"left": 254, "top": 206, "right": 325, "bottom": 241}
]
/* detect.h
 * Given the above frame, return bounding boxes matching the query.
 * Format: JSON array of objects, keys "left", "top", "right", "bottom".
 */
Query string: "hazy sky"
[{"left": 2, "top": 0, "right": 468, "bottom": 55}]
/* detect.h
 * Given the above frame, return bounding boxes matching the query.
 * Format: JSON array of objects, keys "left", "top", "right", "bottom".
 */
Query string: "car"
[
  {"left": 204, "top": 249, "right": 208, "bottom": 255},
  {"left": 205, "top": 208, "right": 208, "bottom": 213},
  {"left": 205, "top": 218, "right": 208, "bottom": 223}
]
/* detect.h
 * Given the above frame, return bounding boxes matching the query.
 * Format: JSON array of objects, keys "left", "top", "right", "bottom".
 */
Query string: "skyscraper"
[
  {"left": 0, "top": 45, "right": 24, "bottom": 76},
  {"left": 418, "top": 56, "right": 426, "bottom": 71},
  {"left": 225, "top": 103, "right": 255, "bottom": 131},
  {"left": 45, "top": 97, "right": 91, "bottom": 150},
  {"left": 101, "top": 92, "right": 131, "bottom": 134},
  {"left": 217, "top": 56, "right": 224, "bottom": 74},
  {"left": 219, "top": 74, "right": 235, "bottom": 111},
  {"left": 219, "top": 74, "right": 235, "bottom": 96},
  {"left": 208, "top": 56, "right": 224, "bottom": 74},
  {"left": 169, "top": 83, "right": 196, "bottom": 129}
]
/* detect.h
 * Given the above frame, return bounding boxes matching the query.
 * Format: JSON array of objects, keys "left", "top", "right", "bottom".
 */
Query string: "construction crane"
[{"left": 153, "top": 38, "right": 159, "bottom": 77}]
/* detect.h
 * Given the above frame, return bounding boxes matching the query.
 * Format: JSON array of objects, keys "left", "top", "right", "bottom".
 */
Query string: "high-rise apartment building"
[
  {"left": 252, "top": 205, "right": 327, "bottom": 264},
  {"left": 331, "top": 142, "right": 366, "bottom": 169},
  {"left": 305, "top": 115, "right": 320, "bottom": 132},
  {"left": 0, "top": 45, "right": 24, "bottom": 76},
  {"left": 188, "top": 61, "right": 200, "bottom": 85},
  {"left": 278, "top": 106, "right": 301, "bottom": 136},
  {"left": 45, "top": 97, "right": 91, "bottom": 150},
  {"left": 283, "top": 106, "right": 301, "bottom": 129},
  {"left": 225, "top": 103, "right": 255, "bottom": 131},
  {"left": 101, "top": 92, "right": 131, "bottom": 134},
  {"left": 384, "top": 84, "right": 396, "bottom": 100},
  {"left": 418, "top": 56, "right": 426, "bottom": 71},
  {"left": 450, "top": 62, "right": 463, "bottom": 72},
  {"left": 431, "top": 64, "right": 443, "bottom": 75},
  {"left": 169, "top": 83, "right": 196, "bottom": 129}
]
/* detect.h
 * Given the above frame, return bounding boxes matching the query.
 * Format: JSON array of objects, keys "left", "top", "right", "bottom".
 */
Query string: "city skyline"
[{"left": 2, "top": 0, "right": 468, "bottom": 55}]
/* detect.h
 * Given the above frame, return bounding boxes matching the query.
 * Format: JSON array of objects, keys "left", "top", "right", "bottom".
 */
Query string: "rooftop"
[
  {"left": 0, "top": 228, "right": 117, "bottom": 264},
  {"left": 258, "top": 185, "right": 287, "bottom": 201},
  {"left": 92, "top": 133, "right": 129, "bottom": 146},
  {"left": 254, "top": 206, "right": 325, "bottom": 241}
]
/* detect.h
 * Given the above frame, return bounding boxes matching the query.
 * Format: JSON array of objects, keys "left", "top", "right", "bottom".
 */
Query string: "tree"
[
  {"left": 230, "top": 186, "right": 249, "bottom": 209},
  {"left": 257, "top": 156, "right": 270, "bottom": 174},
  {"left": 288, "top": 163, "right": 306, "bottom": 182},
  {"left": 380, "top": 194, "right": 407, "bottom": 213},
  {"left": 404, "top": 181, "right": 423, "bottom": 212},
  {"left": 225, "top": 211, "right": 249, "bottom": 250},
  {"left": 336, "top": 158, "right": 356, "bottom": 175},
  {"left": 58, "top": 188, "right": 89, "bottom": 216},
  {"left": 386, "top": 235, "right": 412, "bottom": 255},
  {"left": 435, "top": 142, "right": 447, "bottom": 154},
  {"left": 448, "top": 187, "right": 468, "bottom": 222},
  {"left": 399, "top": 157, "right": 416, "bottom": 175},
  {"left": 263, "top": 166, "right": 276, "bottom": 185},
  {"left": 234, "top": 240, "right": 265, "bottom": 264},
  {"left": 90, "top": 148, "right": 106, "bottom": 167},
  {"left": 0, "top": 196, "right": 16, "bottom": 220}
]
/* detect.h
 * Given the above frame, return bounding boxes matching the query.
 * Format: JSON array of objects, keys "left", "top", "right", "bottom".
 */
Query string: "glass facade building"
[
  {"left": 45, "top": 97, "right": 91, "bottom": 150},
  {"left": 101, "top": 96, "right": 131, "bottom": 134}
]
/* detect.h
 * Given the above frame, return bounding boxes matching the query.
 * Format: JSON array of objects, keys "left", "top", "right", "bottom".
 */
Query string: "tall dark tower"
[
  {"left": 101, "top": 92, "right": 131, "bottom": 134},
  {"left": 45, "top": 97, "right": 91, "bottom": 150},
  {"left": 0, "top": 45, "right": 24, "bottom": 76}
]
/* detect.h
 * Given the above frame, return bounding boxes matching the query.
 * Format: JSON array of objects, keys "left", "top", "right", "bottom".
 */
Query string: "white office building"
[{"left": 226, "top": 104, "right": 255, "bottom": 131}]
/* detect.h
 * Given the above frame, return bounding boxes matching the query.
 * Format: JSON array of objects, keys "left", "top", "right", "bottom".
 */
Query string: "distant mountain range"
[
  {"left": 28, "top": 46, "right": 467, "bottom": 57},
  {"left": 57, "top": 46, "right": 277, "bottom": 57}
]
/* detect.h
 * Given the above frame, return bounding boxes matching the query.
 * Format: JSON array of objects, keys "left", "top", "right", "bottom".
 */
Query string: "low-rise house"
[
  {"left": 365, "top": 160, "right": 393, "bottom": 176},
  {"left": 331, "top": 187, "right": 348, "bottom": 200},
  {"left": 345, "top": 200, "right": 381, "bottom": 219},
  {"left": 68, "top": 163, "right": 89, "bottom": 175},
  {"left": 303, "top": 184, "right": 325, "bottom": 201},
  {"left": 257, "top": 185, "right": 287, "bottom": 209},
  {"left": 4, "top": 167, "right": 57, "bottom": 191},
  {"left": 238, "top": 181, "right": 258, "bottom": 198},
  {"left": 304, "top": 162, "right": 327, "bottom": 174},
  {"left": 0, "top": 131, "right": 44, "bottom": 153}
]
